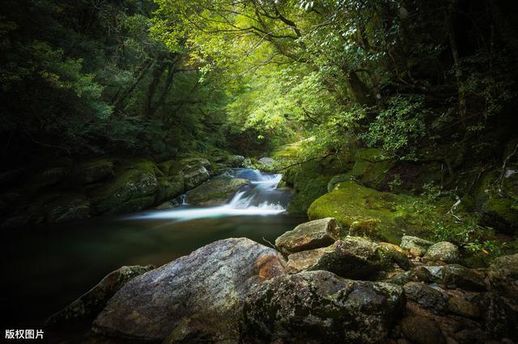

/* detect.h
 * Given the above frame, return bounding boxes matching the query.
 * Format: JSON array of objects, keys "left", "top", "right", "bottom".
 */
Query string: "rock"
[
  {"left": 155, "top": 199, "right": 181, "bottom": 210},
  {"left": 424, "top": 241, "right": 460, "bottom": 263},
  {"left": 258, "top": 157, "right": 275, "bottom": 166},
  {"left": 185, "top": 175, "right": 249, "bottom": 206},
  {"left": 487, "top": 253, "right": 518, "bottom": 299},
  {"left": 448, "top": 294, "right": 480, "bottom": 318},
  {"left": 46, "top": 194, "right": 90, "bottom": 223},
  {"left": 401, "top": 236, "right": 433, "bottom": 257},
  {"left": 403, "top": 282, "right": 448, "bottom": 313},
  {"left": 327, "top": 173, "right": 351, "bottom": 192},
  {"left": 91, "top": 160, "right": 160, "bottom": 215},
  {"left": 275, "top": 217, "right": 341, "bottom": 255},
  {"left": 241, "top": 270, "right": 404, "bottom": 344},
  {"left": 400, "top": 315, "right": 446, "bottom": 344},
  {"left": 286, "top": 237, "right": 391, "bottom": 279},
  {"left": 349, "top": 218, "right": 382, "bottom": 238},
  {"left": 227, "top": 155, "right": 245, "bottom": 167},
  {"left": 442, "top": 264, "right": 486, "bottom": 291},
  {"left": 379, "top": 242, "right": 411, "bottom": 270},
  {"left": 77, "top": 159, "right": 114, "bottom": 184},
  {"left": 156, "top": 175, "right": 184, "bottom": 203},
  {"left": 93, "top": 238, "right": 286, "bottom": 342},
  {"left": 388, "top": 266, "right": 433, "bottom": 285},
  {"left": 480, "top": 292, "right": 518, "bottom": 340},
  {"left": 47, "top": 265, "right": 153, "bottom": 327},
  {"left": 181, "top": 159, "right": 211, "bottom": 190}
]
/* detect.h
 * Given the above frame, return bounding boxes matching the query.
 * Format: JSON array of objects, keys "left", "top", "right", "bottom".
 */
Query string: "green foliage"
[{"left": 362, "top": 96, "right": 427, "bottom": 158}]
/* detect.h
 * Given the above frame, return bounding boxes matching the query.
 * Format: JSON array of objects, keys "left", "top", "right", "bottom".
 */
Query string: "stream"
[{"left": 1, "top": 169, "right": 305, "bottom": 327}]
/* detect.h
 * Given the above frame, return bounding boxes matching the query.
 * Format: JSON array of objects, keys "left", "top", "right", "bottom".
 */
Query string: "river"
[{"left": 1, "top": 169, "right": 306, "bottom": 327}]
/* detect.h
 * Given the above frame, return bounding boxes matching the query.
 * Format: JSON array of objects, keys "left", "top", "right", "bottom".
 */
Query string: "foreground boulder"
[
  {"left": 47, "top": 265, "right": 154, "bottom": 327},
  {"left": 185, "top": 175, "right": 249, "bottom": 206},
  {"left": 93, "top": 238, "right": 286, "bottom": 342},
  {"left": 241, "top": 270, "right": 404, "bottom": 344},
  {"left": 275, "top": 217, "right": 341, "bottom": 255},
  {"left": 286, "top": 237, "right": 391, "bottom": 279}
]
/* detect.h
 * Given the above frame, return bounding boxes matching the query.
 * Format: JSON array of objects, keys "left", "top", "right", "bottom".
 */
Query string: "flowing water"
[{"left": 1, "top": 169, "right": 305, "bottom": 327}]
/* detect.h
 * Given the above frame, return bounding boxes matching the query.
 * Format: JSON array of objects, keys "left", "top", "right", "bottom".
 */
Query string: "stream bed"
[{"left": 1, "top": 169, "right": 306, "bottom": 327}]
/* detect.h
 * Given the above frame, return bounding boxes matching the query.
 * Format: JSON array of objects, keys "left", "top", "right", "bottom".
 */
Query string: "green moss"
[{"left": 307, "top": 181, "right": 465, "bottom": 244}]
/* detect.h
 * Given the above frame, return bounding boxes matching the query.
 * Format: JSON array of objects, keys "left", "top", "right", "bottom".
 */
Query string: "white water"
[{"left": 133, "top": 169, "right": 289, "bottom": 221}]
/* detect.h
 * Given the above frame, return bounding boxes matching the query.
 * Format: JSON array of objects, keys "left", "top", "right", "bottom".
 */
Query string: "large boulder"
[
  {"left": 241, "top": 270, "right": 404, "bottom": 344},
  {"left": 423, "top": 241, "right": 460, "bottom": 263},
  {"left": 156, "top": 175, "right": 185, "bottom": 204},
  {"left": 91, "top": 160, "right": 160, "bottom": 215},
  {"left": 487, "top": 253, "right": 518, "bottom": 298},
  {"left": 275, "top": 218, "right": 341, "bottom": 255},
  {"left": 185, "top": 175, "right": 249, "bottom": 206},
  {"left": 286, "top": 237, "right": 391, "bottom": 280},
  {"left": 47, "top": 265, "right": 153, "bottom": 327},
  {"left": 400, "top": 315, "right": 446, "bottom": 344},
  {"left": 93, "top": 238, "right": 286, "bottom": 342}
]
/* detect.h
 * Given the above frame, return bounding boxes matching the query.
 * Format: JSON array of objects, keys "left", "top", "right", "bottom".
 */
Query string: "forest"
[{"left": 1, "top": 0, "right": 518, "bottom": 343}]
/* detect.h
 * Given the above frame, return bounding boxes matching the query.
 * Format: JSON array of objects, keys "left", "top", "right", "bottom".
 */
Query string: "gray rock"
[
  {"left": 488, "top": 253, "right": 518, "bottom": 299},
  {"left": 182, "top": 164, "right": 210, "bottom": 190},
  {"left": 424, "top": 241, "right": 460, "bottom": 263},
  {"left": 400, "top": 236, "right": 433, "bottom": 257},
  {"left": 241, "top": 270, "right": 404, "bottom": 344},
  {"left": 47, "top": 265, "right": 154, "bottom": 327},
  {"left": 186, "top": 175, "right": 249, "bottom": 206},
  {"left": 258, "top": 157, "right": 275, "bottom": 166},
  {"left": 93, "top": 238, "right": 286, "bottom": 342},
  {"left": 286, "top": 237, "right": 390, "bottom": 280},
  {"left": 227, "top": 155, "right": 245, "bottom": 168},
  {"left": 403, "top": 282, "right": 448, "bottom": 313},
  {"left": 275, "top": 217, "right": 341, "bottom": 255}
]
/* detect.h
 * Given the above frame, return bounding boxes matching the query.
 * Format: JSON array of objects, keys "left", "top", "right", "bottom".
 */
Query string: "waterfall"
[{"left": 134, "top": 169, "right": 290, "bottom": 221}]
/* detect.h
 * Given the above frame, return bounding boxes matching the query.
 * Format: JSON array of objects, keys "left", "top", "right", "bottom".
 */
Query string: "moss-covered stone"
[
  {"left": 473, "top": 170, "right": 518, "bottom": 233},
  {"left": 351, "top": 148, "right": 395, "bottom": 189},
  {"left": 76, "top": 159, "right": 114, "bottom": 184},
  {"left": 91, "top": 160, "right": 160, "bottom": 215},
  {"left": 307, "top": 181, "right": 442, "bottom": 243},
  {"left": 185, "top": 176, "right": 249, "bottom": 206},
  {"left": 156, "top": 175, "right": 184, "bottom": 204}
]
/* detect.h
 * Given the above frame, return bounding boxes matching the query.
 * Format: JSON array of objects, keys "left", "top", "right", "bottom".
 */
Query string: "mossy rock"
[
  {"left": 473, "top": 170, "right": 518, "bottom": 233},
  {"left": 91, "top": 160, "right": 160, "bottom": 215},
  {"left": 156, "top": 175, "right": 185, "bottom": 204},
  {"left": 307, "top": 181, "right": 439, "bottom": 243},
  {"left": 76, "top": 159, "right": 114, "bottom": 184},
  {"left": 185, "top": 176, "right": 249, "bottom": 206},
  {"left": 350, "top": 148, "right": 395, "bottom": 189}
]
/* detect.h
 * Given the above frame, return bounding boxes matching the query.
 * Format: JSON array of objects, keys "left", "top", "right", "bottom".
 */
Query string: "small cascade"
[{"left": 135, "top": 169, "right": 291, "bottom": 221}]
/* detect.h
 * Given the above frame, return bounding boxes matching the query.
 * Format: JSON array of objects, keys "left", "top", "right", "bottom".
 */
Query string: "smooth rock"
[
  {"left": 241, "top": 270, "right": 404, "bottom": 344},
  {"left": 400, "top": 236, "right": 433, "bottom": 257},
  {"left": 93, "top": 238, "right": 286, "bottom": 342},
  {"left": 47, "top": 265, "right": 153, "bottom": 327},
  {"left": 286, "top": 237, "right": 390, "bottom": 279},
  {"left": 275, "top": 217, "right": 341, "bottom": 255},
  {"left": 424, "top": 241, "right": 460, "bottom": 263}
]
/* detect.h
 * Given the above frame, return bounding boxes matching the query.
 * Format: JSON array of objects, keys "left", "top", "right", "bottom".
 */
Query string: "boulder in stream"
[{"left": 92, "top": 238, "right": 286, "bottom": 342}]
